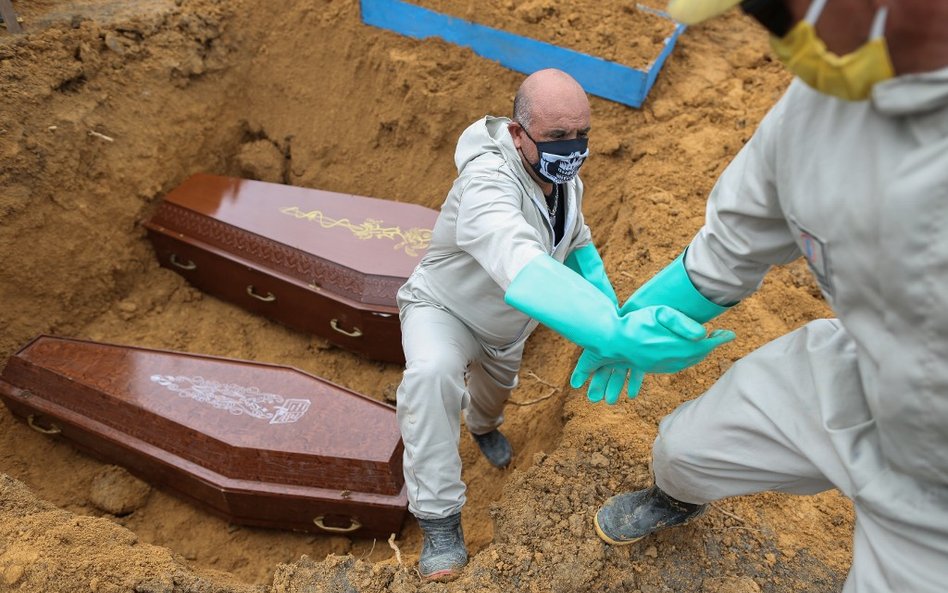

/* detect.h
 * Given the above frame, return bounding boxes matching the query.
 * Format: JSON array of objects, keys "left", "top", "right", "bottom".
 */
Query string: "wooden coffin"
[
  {"left": 0, "top": 336, "right": 408, "bottom": 537},
  {"left": 143, "top": 173, "right": 439, "bottom": 363}
]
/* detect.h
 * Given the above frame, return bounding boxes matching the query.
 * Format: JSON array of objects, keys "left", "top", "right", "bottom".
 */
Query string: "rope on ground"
[
  {"left": 525, "top": 370, "right": 558, "bottom": 389},
  {"left": 711, "top": 502, "right": 747, "bottom": 524},
  {"left": 508, "top": 387, "right": 558, "bottom": 406},
  {"left": 508, "top": 370, "right": 561, "bottom": 406},
  {"left": 387, "top": 533, "right": 403, "bottom": 566}
]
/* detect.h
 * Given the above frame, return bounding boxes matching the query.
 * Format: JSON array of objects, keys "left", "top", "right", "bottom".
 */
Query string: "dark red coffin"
[
  {"left": 0, "top": 335, "right": 408, "bottom": 537},
  {"left": 143, "top": 174, "right": 438, "bottom": 363}
]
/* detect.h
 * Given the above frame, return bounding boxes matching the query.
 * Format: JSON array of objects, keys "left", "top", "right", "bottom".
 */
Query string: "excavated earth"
[{"left": 0, "top": 1, "right": 853, "bottom": 591}]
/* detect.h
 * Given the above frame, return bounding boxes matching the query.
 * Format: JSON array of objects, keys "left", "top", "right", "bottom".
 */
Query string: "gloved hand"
[
  {"left": 565, "top": 244, "right": 629, "bottom": 403},
  {"left": 564, "top": 243, "right": 619, "bottom": 306},
  {"left": 571, "top": 328, "right": 734, "bottom": 401},
  {"left": 504, "top": 254, "right": 733, "bottom": 374},
  {"left": 571, "top": 251, "right": 736, "bottom": 402},
  {"left": 585, "top": 365, "right": 646, "bottom": 405}
]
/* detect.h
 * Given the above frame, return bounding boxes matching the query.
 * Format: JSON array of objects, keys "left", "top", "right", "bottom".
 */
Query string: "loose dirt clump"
[{"left": 1, "top": 1, "right": 851, "bottom": 591}]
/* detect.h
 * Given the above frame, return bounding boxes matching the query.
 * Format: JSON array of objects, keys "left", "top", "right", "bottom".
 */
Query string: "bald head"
[{"left": 513, "top": 69, "right": 590, "bottom": 131}]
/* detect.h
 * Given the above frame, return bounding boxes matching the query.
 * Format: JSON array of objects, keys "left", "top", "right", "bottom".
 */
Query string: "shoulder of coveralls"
[
  {"left": 770, "top": 79, "right": 816, "bottom": 130},
  {"left": 455, "top": 157, "right": 529, "bottom": 206}
]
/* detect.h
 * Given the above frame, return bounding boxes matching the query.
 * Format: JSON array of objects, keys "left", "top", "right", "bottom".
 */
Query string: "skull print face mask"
[{"left": 519, "top": 124, "right": 589, "bottom": 184}]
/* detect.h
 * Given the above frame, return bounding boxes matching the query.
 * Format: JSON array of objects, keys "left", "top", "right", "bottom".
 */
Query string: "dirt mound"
[{"left": 0, "top": 0, "right": 850, "bottom": 591}]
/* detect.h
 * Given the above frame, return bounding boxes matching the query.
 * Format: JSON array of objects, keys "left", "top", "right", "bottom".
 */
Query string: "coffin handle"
[
  {"left": 313, "top": 516, "right": 361, "bottom": 533},
  {"left": 246, "top": 285, "right": 276, "bottom": 302},
  {"left": 170, "top": 254, "right": 197, "bottom": 270},
  {"left": 330, "top": 319, "right": 363, "bottom": 338},
  {"left": 27, "top": 414, "right": 62, "bottom": 435}
]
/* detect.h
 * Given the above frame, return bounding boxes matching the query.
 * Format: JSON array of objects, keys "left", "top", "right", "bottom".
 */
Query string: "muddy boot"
[
  {"left": 594, "top": 485, "right": 707, "bottom": 545},
  {"left": 417, "top": 512, "right": 468, "bottom": 582},
  {"left": 471, "top": 429, "right": 512, "bottom": 469}
]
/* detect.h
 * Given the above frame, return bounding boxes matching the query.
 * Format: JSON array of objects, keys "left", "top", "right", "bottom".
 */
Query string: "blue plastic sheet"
[{"left": 360, "top": 0, "right": 685, "bottom": 108}]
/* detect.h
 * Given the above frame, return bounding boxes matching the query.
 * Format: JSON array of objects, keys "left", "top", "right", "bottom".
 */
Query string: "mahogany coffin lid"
[
  {"left": 143, "top": 173, "right": 438, "bottom": 307},
  {"left": 0, "top": 336, "right": 404, "bottom": 496}
]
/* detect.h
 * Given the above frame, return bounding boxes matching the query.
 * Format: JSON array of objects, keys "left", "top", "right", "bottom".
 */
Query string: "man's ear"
[{"left": 507, "top": 121, "right": 523, "bottom": 150}]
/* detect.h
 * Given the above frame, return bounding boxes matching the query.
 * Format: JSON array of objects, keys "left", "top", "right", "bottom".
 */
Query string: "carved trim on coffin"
[
  {"left": 151, "top": 204, "right": 403, "bottom": 305},
  {"left": 150, "top": 375, "right": 311, "bottom": 424},
  {"left": 277, "top": 206, "right": 432, "bottom": 257}
]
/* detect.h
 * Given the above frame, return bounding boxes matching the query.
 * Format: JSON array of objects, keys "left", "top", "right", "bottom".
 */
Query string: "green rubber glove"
[
  {"left": 505, "top": 254, "right": 734, "bottom": 373},
  {"left": 564, "top": 243, "right": 619, "bottom": 306},
  {"left": 571, "top": 251, "right": 736, "bottom": 402},
  {"left": 564, "top": 244, "right": 625, "bottom": 403},
  {"left": 618, "top": 252, "right": 731, "bottom": 320},
  {"left": 587, "top": 365, "right": 646, "bottom": 405}
]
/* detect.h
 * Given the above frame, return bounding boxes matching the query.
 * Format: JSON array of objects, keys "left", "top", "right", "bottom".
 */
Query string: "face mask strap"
[
  {"left": 803, "top": 0, "right": 829, "bottom": 24},
  {"left": 517, "top": 122, "right": 541, "bottom": 148},
  {"left": 515, "top": 123, "right": 549, "bottom": 181},
  {"left": 869, "top": 6, "right": 888, "bottom": 39}
]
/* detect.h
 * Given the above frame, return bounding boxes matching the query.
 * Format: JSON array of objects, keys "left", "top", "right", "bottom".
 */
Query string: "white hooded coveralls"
[
  {"left": 656, "top": 71, "right": 948, "bottom": 593},
  {"left": 396, "top": 116, "right": 595, "bottom": 519}
]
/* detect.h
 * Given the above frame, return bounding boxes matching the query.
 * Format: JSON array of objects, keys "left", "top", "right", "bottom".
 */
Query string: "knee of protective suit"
[
  {"left": 397, "top": 349, "right": 469, "bottom": 412},
  {"left": 651, "top": 429, "right": 710, "bottom": 505},
  {"left": 407, "top": 347, "right": 469, "bottom": 382}
]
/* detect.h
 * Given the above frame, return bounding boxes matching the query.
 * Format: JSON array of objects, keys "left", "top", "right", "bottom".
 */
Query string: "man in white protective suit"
[
  {"left": 577, "top": 1, "right": 948, "bottom": 591},
  {"left": 394, "top": 68, "right": 735, "bottom": 581}
]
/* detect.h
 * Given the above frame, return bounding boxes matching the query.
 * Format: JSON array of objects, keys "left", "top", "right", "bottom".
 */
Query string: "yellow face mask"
[{"left": 770, "top": 0, "right": 895, "bottom": 101}]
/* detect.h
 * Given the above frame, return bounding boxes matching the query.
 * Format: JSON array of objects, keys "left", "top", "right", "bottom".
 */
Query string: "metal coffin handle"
[
  {"left": 330, "top": 319, "right": 363, "bottom": 338},
  {"left": 27, "top": 414, "right": 62, "bottom": 435},
  {"left": 313, "top": 516, "right": 361, "bottom": 533},
  {"left": 170, "top": 254, "right": 196, "bottom": 270},
  {"left": 246, "top": 285, "right": 276, "bottom": 302}
]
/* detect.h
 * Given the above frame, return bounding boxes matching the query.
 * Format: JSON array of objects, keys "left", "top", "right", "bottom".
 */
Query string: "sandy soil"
[{"left": 0, "top": 0, "right": 852, "bottom": 591}]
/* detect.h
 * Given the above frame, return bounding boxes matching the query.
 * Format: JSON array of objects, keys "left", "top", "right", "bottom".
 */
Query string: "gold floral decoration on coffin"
[{"left": 279, "top": 206, "right": 432, "bottom": 257}]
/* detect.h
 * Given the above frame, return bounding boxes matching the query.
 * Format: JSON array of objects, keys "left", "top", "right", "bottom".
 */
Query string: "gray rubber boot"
[
  {"left": 594, "top": 485, "right": 707, "bottom": 545},
  {"left": 471, "top": 429, "right": 512, "bottom": 469},
  {"left": 417, "top": 512, "right": 468, "bottom": 582}
]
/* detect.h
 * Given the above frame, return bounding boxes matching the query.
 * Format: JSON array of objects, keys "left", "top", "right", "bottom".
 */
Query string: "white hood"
[{"left": 453, "top": 116, "right": 536, "bottom": 193}]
